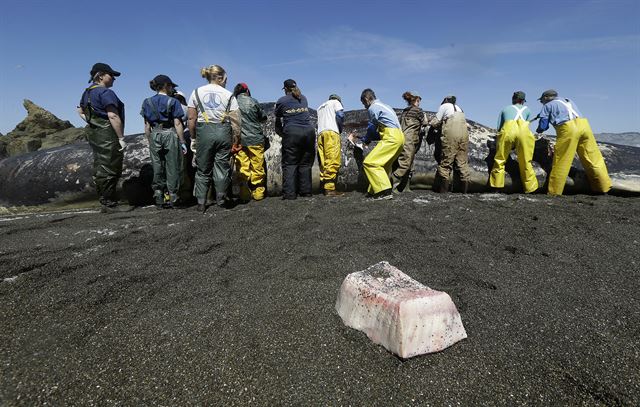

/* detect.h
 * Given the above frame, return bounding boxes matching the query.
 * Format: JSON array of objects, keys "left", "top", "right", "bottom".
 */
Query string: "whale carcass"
[{"left": 1, "top": 104, "right": 639, "bottom": 206}]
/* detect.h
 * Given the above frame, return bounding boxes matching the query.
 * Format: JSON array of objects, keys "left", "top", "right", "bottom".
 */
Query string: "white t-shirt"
[
  {"left": 316, "top": 99, "right": 344, "bottom": 134},
  {"left": 435, "top": 103, "right": 462, "bottom": 122},
  {"left": 188, "top": 83, "right": 239, "bottom": 123}
]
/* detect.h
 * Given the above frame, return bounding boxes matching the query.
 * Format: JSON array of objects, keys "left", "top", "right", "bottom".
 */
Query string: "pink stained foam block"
[{"left": 335, "top": 261, "right": 467, "bottom": 358}]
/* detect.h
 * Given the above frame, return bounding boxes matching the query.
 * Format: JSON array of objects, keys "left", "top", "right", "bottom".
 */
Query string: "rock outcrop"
[{"left": 0, "top": 100, "right": 86, "bottom": 159}]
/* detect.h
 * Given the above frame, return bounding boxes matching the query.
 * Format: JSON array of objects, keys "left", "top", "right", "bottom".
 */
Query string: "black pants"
[{"left": 281, "top": 125, "right": 315, "bottom": 198}]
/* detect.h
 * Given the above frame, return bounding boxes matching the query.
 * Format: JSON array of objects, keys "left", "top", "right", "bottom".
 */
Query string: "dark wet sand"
[{"left": 1, "top": 191, "right": 639, "bottom": 406}]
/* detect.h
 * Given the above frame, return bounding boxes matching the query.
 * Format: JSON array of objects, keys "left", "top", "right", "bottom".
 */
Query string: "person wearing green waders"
[
  {"left": 141, "top": 75, "right": 187, "bottom": 208},
  {"left": 187, "top": 65, "right": 241, "bottom": 213},
  {"left": 78, "top": 62, "right": 131, "bottom": 212}
]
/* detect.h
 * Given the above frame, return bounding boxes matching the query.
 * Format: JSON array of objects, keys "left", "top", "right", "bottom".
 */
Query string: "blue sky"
[{"left": 1, "top": 0, "right": 639, "bottom": 135}]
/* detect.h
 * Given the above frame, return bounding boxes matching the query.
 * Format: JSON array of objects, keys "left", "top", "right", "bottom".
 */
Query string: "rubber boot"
[
  {"left": 391, "top": 173, "right": 402, "bottom": 194},
  {"left": 440, "top": 178, "right": 450, "bottom": 193},
  {"left": 434, "top": 174, "right": 449, "bottom": 193}
]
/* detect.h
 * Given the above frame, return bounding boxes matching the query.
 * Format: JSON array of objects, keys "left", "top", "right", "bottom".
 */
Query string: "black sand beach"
[{"left": 1, "top": 191, "right": 639, "bottom": 405}]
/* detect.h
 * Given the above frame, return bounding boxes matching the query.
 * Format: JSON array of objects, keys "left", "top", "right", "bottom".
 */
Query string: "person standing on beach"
[
  {"left": 78, "top": 62, "right": 130, "bottom": 212},
  {"left": 536, "top": 89, "right": 611, "bottom": 195},
  {"left": 141, "top": 75, "right": 187, "bottom": 208},
  {"left": 489, "top": 91, "right": 539, "bottom": 193},
  {"left": 392, "top": 91, "right": 427, "bottom": 193},
  {"left": 233, "top": 82, "right": 268, "bottom": 202},
  {"left": 275, "top": 79, "right": 316, "bottom": 200},
  {"left": 316, "top": 94, "right": 345, "bottom": 197},
  {"left": 429, "top": 95, "right": 471, "bottom": 193},
  {"left": 349, "top": 88, "right": 405, "bottom": 200},
  {"left": 187, "top": 65, "right": 241, "bottom": 212}
]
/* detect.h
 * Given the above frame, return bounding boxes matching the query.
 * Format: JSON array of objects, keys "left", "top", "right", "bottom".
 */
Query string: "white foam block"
[{"left": 336, "top": 261, "right": 467, "bottom": 358}]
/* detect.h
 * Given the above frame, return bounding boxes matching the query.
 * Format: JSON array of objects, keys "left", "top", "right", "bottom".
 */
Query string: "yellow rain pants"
[
  {"left": 234, "top": 144, "right": 266, "bottom": 201},
  {"left": 317, "top": 130, "right": 342, "bottom": 191},
  {"left": 363, "top": 127, "right": 405, "bottom": 194},
  {"left": 489, "top": 119, "right": 539, "bottom": 193},
  {"left": 548, "top": 117, "right": 611, "bottom": 196}
]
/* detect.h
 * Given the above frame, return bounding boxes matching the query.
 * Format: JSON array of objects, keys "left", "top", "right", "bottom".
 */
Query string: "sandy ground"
[{"left": 1, "top": 191, "right": 639, "bottom": 406}]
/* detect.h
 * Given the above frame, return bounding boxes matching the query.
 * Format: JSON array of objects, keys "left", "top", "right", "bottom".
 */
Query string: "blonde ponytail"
[{"left": 200, "top": 65, "right": 227, "bottom": 85}]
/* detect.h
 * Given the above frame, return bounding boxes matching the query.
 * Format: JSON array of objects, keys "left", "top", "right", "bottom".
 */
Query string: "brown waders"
[{"left": 435, "top": 112, "right": 471, "bottom": 193}]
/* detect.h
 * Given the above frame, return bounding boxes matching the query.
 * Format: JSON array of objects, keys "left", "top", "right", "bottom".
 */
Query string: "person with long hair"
[
  {"left": 350, "top": 88, "right": 405, "bottom": 200},
  {"left": 78, "top": 62, "right": 131, "bottom": 212},
  {"left": 187, "top": 65, "right": 241, "bottom": 212},
  {"left": 274, "top": 79, "right": 315, "bottom": 200},
  {"left": 392, "top": 91, "right": 427, "bottom": 193},
  {"left": 429, "top": 95, "right": 471, "bottom": 193},
  {"left": 141, "top": 74, "right": 187, "bottom": 208},
  {"left": 232, "top": 82, "right": 268, "bottom": 202}
]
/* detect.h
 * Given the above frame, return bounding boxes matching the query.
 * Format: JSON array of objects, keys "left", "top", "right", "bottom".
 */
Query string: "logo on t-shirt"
[{"left": 203, "top": 92, "right": 224, "bottom": 109}]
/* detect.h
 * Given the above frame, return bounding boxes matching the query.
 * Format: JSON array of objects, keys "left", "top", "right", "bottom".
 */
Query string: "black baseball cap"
[
  {"left": 329, "top": 94, "right": 342, "bottom": 103},
  {"left": 90, "top": 62, "right": 120, "bottom": 77},
  {"left": 283, "top": 79, "right": 297, "bottom": 89},
  {"left": 152, "top": 74, "right": 178, "bottom": 88}
]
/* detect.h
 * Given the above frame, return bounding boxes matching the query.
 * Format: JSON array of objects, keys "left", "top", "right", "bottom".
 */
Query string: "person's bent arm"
[
  {"left": 144, "top": 120, "right": 151, "bottom": 142},
  {"left": 536, "top": 118, "right": 550, "bottom": 133},
  {"left": 188, "top": 107, "right": 197, "bottom": 139},
  {"left": 336, "top": 110, "right": 345, "bottom": 134},
  {"left": 536, "top": 105, "right": 550, "bottom": 133},
  {"left": 77, "top": 107, "right": 87, "bottom": 122},
  {"left": 106, "top": 105, "right": 124, "bottom": 139},
  {"left": 496, "top": 111, "right": 504, "bottom": 132},
  {"left": 174, "top": 118, "right": 185, "bottom": 144},
  {"left": 229, "top": 110, "right": 242, "bottom": 145}
]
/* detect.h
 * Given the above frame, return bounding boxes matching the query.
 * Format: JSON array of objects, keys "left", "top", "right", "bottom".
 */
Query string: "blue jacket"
[
  {"left": 275, "top": 94, "right": 312, "bottom": 135},
  {"left": 536, "top": 97, "right": 583, "bottom": 133},
  {"left": 362, "top": 100, "right": 400, "bottom": 143}
]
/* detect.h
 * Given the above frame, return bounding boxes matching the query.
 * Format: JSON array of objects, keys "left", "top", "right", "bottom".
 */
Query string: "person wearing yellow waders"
[
  {"left": 187, "top": 65, "right": 241, "bottom": 213},
  {"left": 489, "top": 91, "right": 539, "bottom": 193},
  {"left": 392, "top": 91, "right": 427, "bottom": 193},
  {"left": 141, "top": 75, "right": 187, "bottom": 208},
  {"left": 349, "top": 88, "right": 404, "bottom": 200},
  {"left": 78, "top": 62, "right": 131, "bottom": 213},
  {"left": 232, "top": 83, "right": 268, "bottom": 202},
  {"left": 536, "top": 89, "right": 611, "bottom": 196},
  {"left": 430, "top": 96, "right": 471, "bottom": 193},
  {"left": 316, "top": 94, "right": 345, "bottom": 197}
]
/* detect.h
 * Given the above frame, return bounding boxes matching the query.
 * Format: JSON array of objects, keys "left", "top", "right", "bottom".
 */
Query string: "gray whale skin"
[{"left": 1, "top": 104, "right": 639, "bottom": 206}]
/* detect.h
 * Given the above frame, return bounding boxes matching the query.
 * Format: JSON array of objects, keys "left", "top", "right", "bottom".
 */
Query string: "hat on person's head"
[
  {"left": 538, "top": 89, "right": 558, "bottom": 100},
  {"left": 329, "top": 94, "right": 342, "bottom": 103},
  {"left": 152, "top": 74, "right": 178, "bottom": 88},
  {"left": 90, "top": 62, "right": 121, "bottom": 78},
  {"left": 238, "top": 82, "right": 249, "bottom": 92},
  {"left": 282, "top": 79, "right": 297, "bottom": 89},
  {"left": 443, "top": 95, "right": 457, "bottom": 104},
  {"left": 512, "top": 91, "right": 526, "bottom": 101},
  {"left": 407, "top": 91, "right": 421, "bottom": 99}
]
